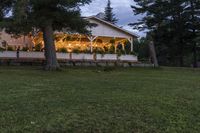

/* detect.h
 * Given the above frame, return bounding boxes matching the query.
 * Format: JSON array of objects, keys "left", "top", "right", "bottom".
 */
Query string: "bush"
[
  {"left": 117, "top": 49, "right": 131, "bottom": 57},
  {"left": 0, "top": 47, "right": 5, "bottom": 51},
  {"left": 82, "top": 49, "right": 91, "bottom": 54},
  {"left": 130, "top": 51, "right": 138, "bottom": 56},
  {"left": 35, "top": 43, "right": 42, "bottom": 51},
  {"left": 110, "top": 39, "right": 115, "bottom": 44},
  {"left": 7, "top": 46, "right": 14, "bottom": 51},
  {"left": 22, "top": 47, "right": 29, "bottom": 51},
  {"left": 108, "top": 45, "right": 115, "bottom": 54},
  {"left": 57, "top": 47, "right": 68, "bottom": 53},
  {"left": 72, "top": 48, "right": 80, "bottom": 54},
  {"left": 121, "top": 50, "right": 126, "bottom": 55},
  {"left": 132, "top": 38, "right": 149, "bottom": 60},
  {"left": 93, "top": 48, "right": 104, "bottom": 55}
]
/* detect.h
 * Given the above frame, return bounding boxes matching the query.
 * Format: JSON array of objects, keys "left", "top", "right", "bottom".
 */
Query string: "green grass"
[{"left": 0, "top": 66, "right": 200, "bottom": 133}]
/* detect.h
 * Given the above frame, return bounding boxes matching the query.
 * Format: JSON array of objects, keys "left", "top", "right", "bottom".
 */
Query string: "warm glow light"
[
  {"left": 68, "top": 49, "right": 72, "bottom": 53},
  {"left": 31, "top": 32, "right": 124, "bottom": 52}
]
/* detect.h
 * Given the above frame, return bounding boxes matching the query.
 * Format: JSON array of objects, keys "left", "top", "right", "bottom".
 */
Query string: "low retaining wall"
[
  {"left": 0, "top": 51, "right": 138, "bottom": 62},
  {"left": 96, "top": 54, "right": 118, "bottom": 61}
]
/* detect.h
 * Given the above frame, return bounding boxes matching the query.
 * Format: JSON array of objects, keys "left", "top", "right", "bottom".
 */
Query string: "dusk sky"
[{"left": 81, "top": 0, "right": 144, "bottom": 37}]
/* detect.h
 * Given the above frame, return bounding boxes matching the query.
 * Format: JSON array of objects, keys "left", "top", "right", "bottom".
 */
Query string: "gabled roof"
[{"left": 87, "top": 16, "right": 139, "bottom": 38}]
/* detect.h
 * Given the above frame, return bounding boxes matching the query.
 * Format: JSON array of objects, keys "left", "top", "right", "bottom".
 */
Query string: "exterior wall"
[
  {"left": 19, "top": 51, "right": 45, "bottom": 59},
  {"left": 72, "top": 53, "right": 94, "bottom": 60},
  {"left": 96, "top": 54, "right": 118, "bottom": 61},
  {"left": 0, "top": 17, "right": 138, "bottom": 51},
  {"left": 0, "top": 51, "right": 17, "bottom": 58},
  {"left": 119, "top": 55, "right": 138, "bottom": 62},
  {"left": 57, "top": 53, "right": 70, "bottom": 60},
  {"left": 88, "top": 18, "right": 135, "bottom": 40},
  {"left": 0, "top": 31, "right": 33, "bottom": 49}
]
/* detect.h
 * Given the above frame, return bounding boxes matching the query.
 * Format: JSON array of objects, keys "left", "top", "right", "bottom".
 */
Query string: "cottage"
[{"left": 0, "top": 16, "right": 139, "bottom": 62}]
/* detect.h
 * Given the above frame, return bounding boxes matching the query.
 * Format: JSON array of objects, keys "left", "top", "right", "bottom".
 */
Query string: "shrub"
[
  {"left": 0, "top": 47, "right": 5, "bottom": 51},
  {"left": 22, "top": 47, "right": 29, "bottom": 51},
  {"left": 82, "top": 49, "right": 91, "bottom": 54},
  {"left": 93, "top": 48, "right": 104, "bottom": 55},
  {"left": 35, "top": 43, "right": 42, "bottom": 51},
  {"left": 121, "top": 50, "right": 126, "bottom": 55},
  {"left": 130, "top": 51, "right": 138, "bottom": 56},
  {"left": 7, "top": 46, "right": 14, "bottom": 51},
  {"left": 110, "top": 39, "right": 116, "bottom": 44},
  {"left": 108, "top": 45, "right": 115, "bottom": 54},
  {"left": 57, "top": 47, "right": 68, "bottom": 53},
  {"left": 72, "top": 48, "right": 80, "bottom": 54}
]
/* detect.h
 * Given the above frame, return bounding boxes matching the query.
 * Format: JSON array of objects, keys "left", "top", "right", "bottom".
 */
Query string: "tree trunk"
[
  {"left": 179, "top": 46, "right": 184, "bottom": 67},
  {"left": 190, "top": 0, "right": 197, "bottom": 68},
  {"left": 42, "top": 22, "right": 60, "bottom": 70},
  {"left": 148, "top": 41, "right": 159, "bottom": 67},
  {"left": 178, "top": 38, "right": 184, "bottom": 67},
  {"left": 193, "top": 43, "right": 197, "bottom": 68}
]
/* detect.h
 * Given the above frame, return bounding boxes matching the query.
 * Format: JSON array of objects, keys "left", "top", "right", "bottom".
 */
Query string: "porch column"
[
  {"left": 87, "top": 36, "right": 98, "bottom": 53},
  {"left": 115, "top": 44, "right": 117, "bottom": 53},
  {"left": 90, "top": 39, "right": 93, "bottom": 53},
  {"left": 112, "top": 37, "right": 117, "bottom": 53},
  {"left": 23, "top": 35, "right": 27, "bottom": 48},
  {"left": 131, "top": 41, "right": 133, "bottom": 52},
  {"left": 122, "top": 43, "right": 125, "bottom": 51},
  {"left": 128, "top": 37, "right": 133, "bottom": 52}
]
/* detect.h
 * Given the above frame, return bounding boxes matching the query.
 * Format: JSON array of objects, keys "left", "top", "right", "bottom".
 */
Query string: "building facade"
[{"left": 0, "top": 16, "right": 139, "bottom": 54}]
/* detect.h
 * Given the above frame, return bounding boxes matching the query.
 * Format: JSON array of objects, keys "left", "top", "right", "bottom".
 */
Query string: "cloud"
[{"left": 81, "top": 0, "right": 134, "bottom": 17}]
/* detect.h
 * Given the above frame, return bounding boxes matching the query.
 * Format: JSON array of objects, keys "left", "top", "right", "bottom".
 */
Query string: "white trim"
[
  {"left": 87, "top": 36, "right": 98, "bottom": 53},
  {"left": 127, "top": 38, "right": 133, "bottom": 52},
  {"left": 86, "top": 16, "right": 140, "bottom": 38}
]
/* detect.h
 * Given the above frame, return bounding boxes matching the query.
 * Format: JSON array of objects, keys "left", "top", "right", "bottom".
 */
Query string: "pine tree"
[
  {"left": 184, "top": 0, "right": 200, "bottom": 67},
  {"left": 131, "top": 0, "right": 200, "bottom": 67},
  {"left": 104, "top": 0, "right": 118, "bottom": 24},
  {"left": 0, "top": 0, "right": 12, "bottom": 24},
  {"left": 0, "top": 0, "right": 92, "bottom": 70}
]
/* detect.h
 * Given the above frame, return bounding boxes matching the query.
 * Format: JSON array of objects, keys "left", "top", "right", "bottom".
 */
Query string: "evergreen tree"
[
  {"left": 131, "top": 0, "right": 200, "bottom": 67},
  {"left": 1, "top": 0, "right": 92, "bottom": 70},
  {"left": 184, "top": 0, "right": 200, "bottom": 67},
  {"left": 104, "top": 0, "right": 118, "bottom": 24},
  {"left": 0, "top": 0, "right": 12, "bottom": 24}
]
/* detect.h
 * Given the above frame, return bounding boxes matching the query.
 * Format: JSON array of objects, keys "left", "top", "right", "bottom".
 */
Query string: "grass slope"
[{"left": 0, "top": 67, "right": 200, "bottom": 133}]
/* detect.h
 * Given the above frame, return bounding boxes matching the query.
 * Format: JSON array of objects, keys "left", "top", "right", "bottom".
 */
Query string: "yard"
[{"left": 0, "top": 66, "right": 200, "bottom": 132}]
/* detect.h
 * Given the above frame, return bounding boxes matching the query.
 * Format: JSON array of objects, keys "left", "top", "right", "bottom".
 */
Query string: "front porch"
[{"left": 31, "top": 32, "right": 134, "bottom": 54}]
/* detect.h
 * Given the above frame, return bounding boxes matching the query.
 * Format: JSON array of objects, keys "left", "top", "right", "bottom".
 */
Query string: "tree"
[
  {"left": 184, "top": 0, "right": 200, "bottom": 67},
  {"left": 133, "top": 37, "right": 150, "bottom": 61},
  {"left": 0, "top": 0, "right": 12, "bottom": 25},
  {"left": 1, "top": 0, "right": 92, "bottom": 70},
  {"left": 131, "top": 0, "right": 200, "bottom": 67},
  {"left": 104, "top": 0, "right": 118, "bottom": 24}
]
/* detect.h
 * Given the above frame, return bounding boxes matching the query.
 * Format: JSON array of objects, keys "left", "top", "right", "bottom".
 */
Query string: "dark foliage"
[
  {"left": 0, "top": 0, "right": 93, "bottom": 70},
  {"left": 104, "top": 0, "right": 118, "bottom": 24},
  {"left": 131, "top": 0, "right": 200, "bottom": 67}
]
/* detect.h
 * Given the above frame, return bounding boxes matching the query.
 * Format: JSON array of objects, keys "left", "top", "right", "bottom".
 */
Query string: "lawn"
[{"left": 0, "top": 66, "right": 200, "bottom": 133}]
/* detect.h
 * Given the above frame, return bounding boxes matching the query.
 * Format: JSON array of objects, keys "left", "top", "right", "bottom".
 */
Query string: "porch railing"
[{"left": 0, "top": 51, "right": 138, "bottom": 62}]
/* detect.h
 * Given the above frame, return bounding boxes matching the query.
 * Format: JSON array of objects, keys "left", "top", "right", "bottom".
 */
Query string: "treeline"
[{"left": 131, "top": 0, "right": 200, "bottom": 67}]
